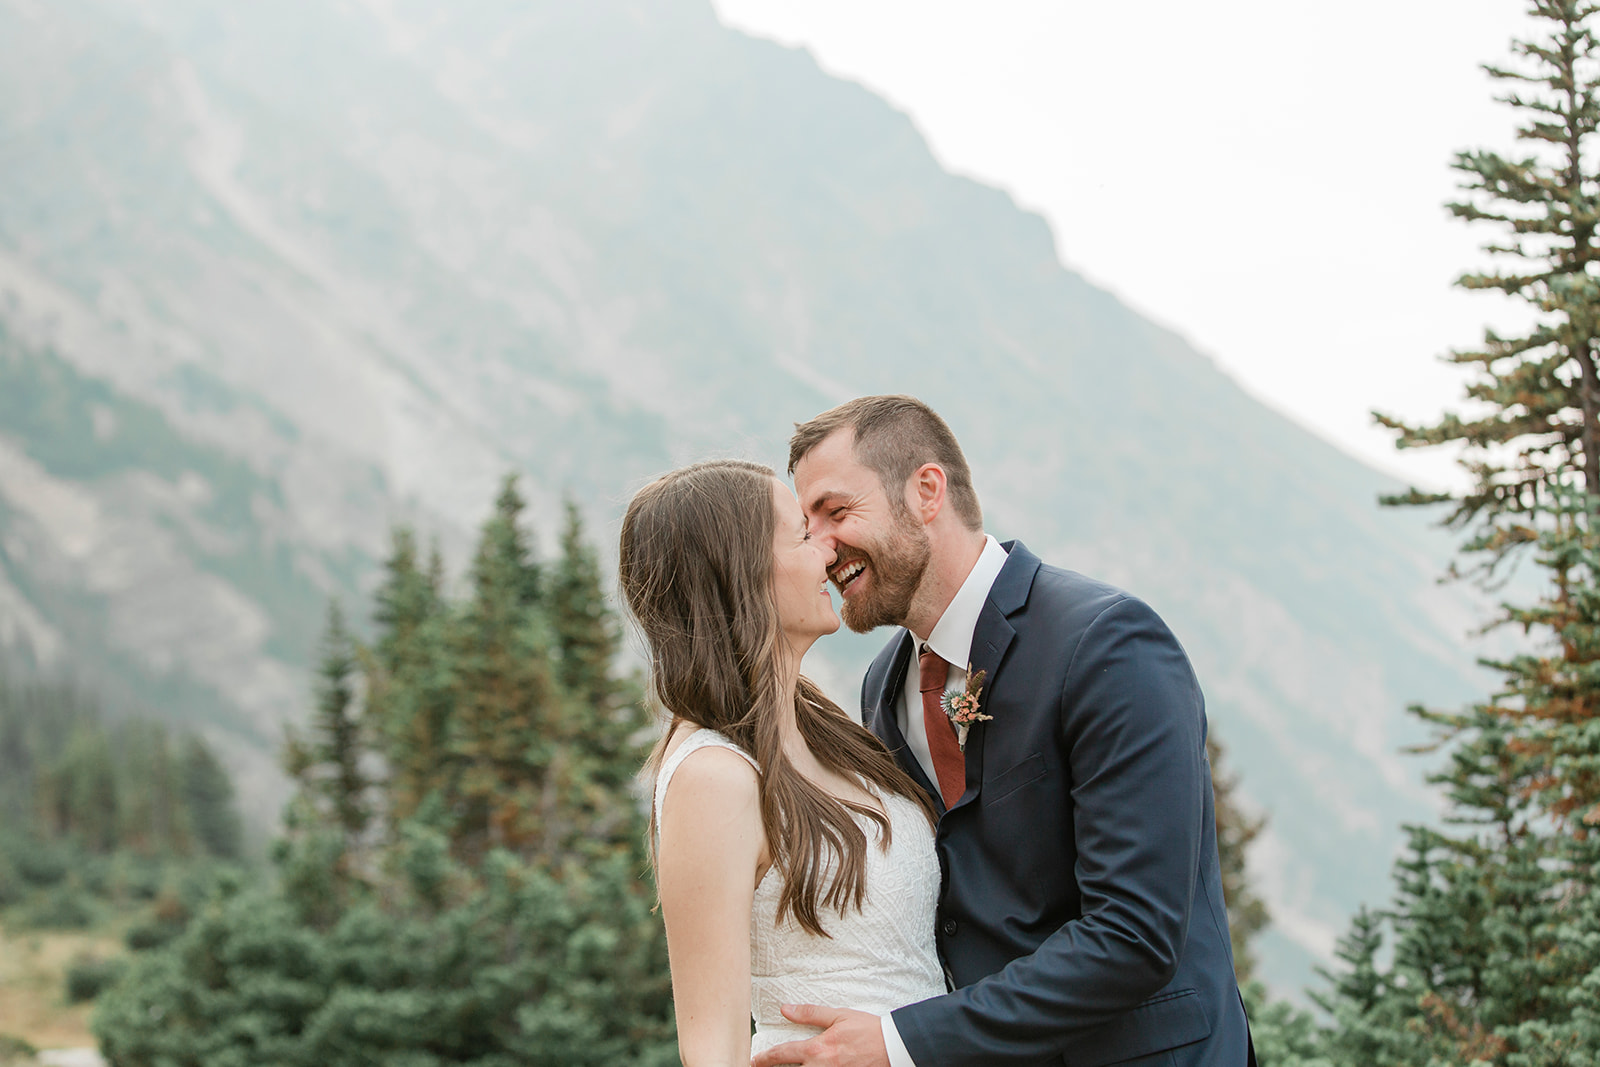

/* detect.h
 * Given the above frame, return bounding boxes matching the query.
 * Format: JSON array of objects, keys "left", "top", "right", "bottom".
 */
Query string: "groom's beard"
[{"left": 838, "top": 511, "right": 931, "bottom": 633}]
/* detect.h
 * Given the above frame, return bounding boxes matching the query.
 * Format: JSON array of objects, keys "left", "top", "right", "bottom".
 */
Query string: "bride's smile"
[{"left": 771, "top": 479, "right": 842, "bottom": 654}]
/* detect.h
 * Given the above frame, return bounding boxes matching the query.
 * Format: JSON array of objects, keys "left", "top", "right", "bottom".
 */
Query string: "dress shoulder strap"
[{"left": 653, "top": 728, "right": 760, "bottom": 828}]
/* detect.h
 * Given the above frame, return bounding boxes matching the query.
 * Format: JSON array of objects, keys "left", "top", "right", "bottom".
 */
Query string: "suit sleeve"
[{"left": 890, "top": 597, "right": 1209, "bottom": 1065}]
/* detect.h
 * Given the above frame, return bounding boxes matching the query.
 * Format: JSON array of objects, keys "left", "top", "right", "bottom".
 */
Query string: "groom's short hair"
[{"left": 788, "top": 395, "right": 983, "bottom": 531}]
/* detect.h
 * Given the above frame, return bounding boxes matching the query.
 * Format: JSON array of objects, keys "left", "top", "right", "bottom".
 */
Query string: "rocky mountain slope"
[{"left": 0, "top": 0, "right": 1495, "bottom": 995}]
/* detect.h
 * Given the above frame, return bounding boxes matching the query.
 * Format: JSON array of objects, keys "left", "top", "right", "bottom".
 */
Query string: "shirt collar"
[{"left": 921, "top": 535, "right": 1006, "bottom": 670}]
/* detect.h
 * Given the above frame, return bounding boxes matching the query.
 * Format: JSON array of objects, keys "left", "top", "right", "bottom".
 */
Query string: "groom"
[{"left": 753, "top": 396, "right": 1253, "bottom": 1067}]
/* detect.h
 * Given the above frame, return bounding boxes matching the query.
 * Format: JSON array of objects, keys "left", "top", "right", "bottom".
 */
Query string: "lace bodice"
[{"left": 653, "top": 728, "right": 946, "bottom": 1055}]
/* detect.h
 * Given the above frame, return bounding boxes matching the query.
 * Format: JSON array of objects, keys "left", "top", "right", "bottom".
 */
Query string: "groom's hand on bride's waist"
[{"left": 749, "top": 1004, "right": 889, "bottom": 1067}]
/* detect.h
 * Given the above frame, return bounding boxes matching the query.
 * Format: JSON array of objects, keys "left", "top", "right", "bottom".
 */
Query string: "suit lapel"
[
  {"left": 944, "top": 541, "right": 1037, "bottom": 815},
  {"left": 945, "top": 600, "right": 1014, "bottom": 813},
  {"left": 869, "top": 630, "right": 943, "bottom": 808}
]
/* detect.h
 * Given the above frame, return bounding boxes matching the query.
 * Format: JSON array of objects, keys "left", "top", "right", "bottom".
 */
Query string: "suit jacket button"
[{"left": 941, "top": 919, "right": 958, "bottom": 936}]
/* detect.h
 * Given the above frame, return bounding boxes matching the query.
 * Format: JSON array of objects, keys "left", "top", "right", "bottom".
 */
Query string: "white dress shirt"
[{"left": 880, "top": 534, "right": 1007, "bottom": 1067}]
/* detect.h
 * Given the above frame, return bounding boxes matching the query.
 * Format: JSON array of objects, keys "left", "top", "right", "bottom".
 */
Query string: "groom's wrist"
[{"left": 881, "top": 1013, "right": 918, "bottom": 1067}]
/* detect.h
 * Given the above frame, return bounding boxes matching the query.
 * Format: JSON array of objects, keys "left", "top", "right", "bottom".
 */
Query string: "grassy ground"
[{"left": 0, "top": 919, "right": 126, "bottom": 1051}]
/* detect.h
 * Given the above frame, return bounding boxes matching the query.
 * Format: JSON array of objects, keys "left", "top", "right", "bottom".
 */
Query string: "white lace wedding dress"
[{"left": 654, "top": 728, "right": 946, "bottom": 1056}]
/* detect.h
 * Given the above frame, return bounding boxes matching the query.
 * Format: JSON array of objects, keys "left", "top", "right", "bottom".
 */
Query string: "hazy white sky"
[{"left": 712, "top": 0, "right": 1540, "bottom": 490}]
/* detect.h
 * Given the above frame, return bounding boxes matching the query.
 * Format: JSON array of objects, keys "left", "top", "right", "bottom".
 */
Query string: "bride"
[{"left": 619, "top": 459, "right": 945, "bottom": 1065}]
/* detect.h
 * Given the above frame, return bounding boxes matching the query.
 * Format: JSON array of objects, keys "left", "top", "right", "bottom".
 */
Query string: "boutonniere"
[{"left": 940, "top": 666, "right": 991, "bottom": 751}]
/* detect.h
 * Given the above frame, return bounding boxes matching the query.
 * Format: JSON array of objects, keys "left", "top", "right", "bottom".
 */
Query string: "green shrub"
[
  {"left": 0, "top": 1033, "right": 38, "bottom": 1066},
  {"left": 0, "top": 850, "right": 23, "bottom": 908},
  {"left": 65, "top": 953, "right": 128, "bottom": 1003},
  {"left": 7, "top": 834, "right": 69, "bottom": 887},
  {"left": 94, "top": 841, "right": 676, "bottom": 1067},
  {"left": 125, "top": 916, "right": 185, "bottom": 951},
  {"left": 1241, "top": 982, "right": 1331, "bottom": 1067},
  {"left": 78, "top": 853, "right": 112, "bottom": 896},
  {"left": 14, "top": 886, "right": 94, "bottom": 929},
  {"left": 112, "top": 853, "right": 168, "bottom": 901}
]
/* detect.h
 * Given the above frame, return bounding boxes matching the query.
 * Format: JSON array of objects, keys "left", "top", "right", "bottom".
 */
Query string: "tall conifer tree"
[
  {"left": 0, "top": 694, "right": 31, "bottom": 827},
  {"left": 448, "top": 475, "right": 563, "bottom": 861},
  {"left": 115, "top": 720, "right": 183, "bottom": 855},
  {"left": 365, "top": 527, "right": 455, "bottom": 824},
  {"left": 1312, "top": 907, "right": 1404, "bottom": 1066},
  {"left": 1208, "top": 734, "right": 1268, "bottom": 983},
  {"left": 1378, "top": 0, "right": 1600, "bottom": 554},
  {"left": 284, "top": 600, "right": 372, "bottom": 854},
  {"left": 551, "top": 499, "right": 618, "bottom": 713},
  {"left": 54, "top": 722, "right": 120, "bottom": 853},
  {"left": 1314, "top": 4, "right": 1600, "bottom": 1061},
  {"left": 547, "top": 499, "right": 652, "bottom": 857},
  {"left": 179, "top": 734, "right": 241, "bottom": 860}
]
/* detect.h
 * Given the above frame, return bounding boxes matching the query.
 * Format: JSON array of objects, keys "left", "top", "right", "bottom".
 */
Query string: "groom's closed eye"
[{"left": 804, "top": 490, "right": 846, "bottom": 514}]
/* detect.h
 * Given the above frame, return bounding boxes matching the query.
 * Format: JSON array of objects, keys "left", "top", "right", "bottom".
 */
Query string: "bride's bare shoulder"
[{"left": 658, "top": 728, "right": 759, "bottom": 818}]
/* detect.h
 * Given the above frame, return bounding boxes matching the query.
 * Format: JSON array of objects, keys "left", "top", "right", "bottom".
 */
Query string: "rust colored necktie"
[{"left": 919, "top": 648, "right": 965, "bottom": 807}]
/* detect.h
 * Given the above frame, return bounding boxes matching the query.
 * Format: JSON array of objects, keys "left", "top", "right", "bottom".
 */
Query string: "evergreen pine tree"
[
  {"left": 1311, "top": 906, "right": 1401, "bottom": 1066},
  {"left": 284, "top": 599, "right": 373, "bottom": 890},
  {"left": 1208, "top": 733, "right": 1268, "bottom": 983},
  {"left": 314, "top": 601, "right": 370, "bottom": 842},
  {"left": 545, "top": 499, "right": 654, "bottom": 859},
  {"left": 479, "top": 475, "right": 542, "bottom": 613},
  {"left": 1238, "top": 983, "right": 1330, "bottom": 1067},
  {"left": 364, "top": 527, "right": 455, "bottom": 825},
  {"left": 1312, "top": 521, "right": 1595, "bottom": 1064},
  {"left": 551, "top": 498, "right": 619, "bottom": 712},
  {"left": 0, "top": 693, "right": 31, "bottom": 828},
  {"left": 1522, "top": 831, "right": 1600, "bottom": 1059},
  {"left": 114, "top": 720, "right": 184, "bottom": 855},
  {"left": 49, "top": 722, "right": 120, "bottom": 853},
  {"left": 1377, "top": 0, "right": 1600, "bottom": 547},
  {"left": 179, "top": 735, "right": 242, "bottom": 860},
  {"left": 447, "top": 474, "right": 564, "bottom": 862},
  {"left": 1307, "top": 6, "right": 1600, "bottom": 1061}
]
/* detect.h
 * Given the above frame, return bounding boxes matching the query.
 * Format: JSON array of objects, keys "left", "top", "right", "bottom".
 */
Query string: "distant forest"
[
  {"left": 0, "top": 668, "right": 245, "bottom": 1016},
  {"left": 0, "top": 676, "right": 242, "bottom": 865}
]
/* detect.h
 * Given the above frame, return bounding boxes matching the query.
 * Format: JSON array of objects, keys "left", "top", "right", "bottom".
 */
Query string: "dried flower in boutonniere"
[{"left": 940, "top": 666, "right": 991, "bottom": 750}]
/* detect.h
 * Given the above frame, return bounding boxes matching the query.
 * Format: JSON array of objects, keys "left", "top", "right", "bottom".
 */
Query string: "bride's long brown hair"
[{"left": 620, "top": 459, "right": 936, "bottom": 937}]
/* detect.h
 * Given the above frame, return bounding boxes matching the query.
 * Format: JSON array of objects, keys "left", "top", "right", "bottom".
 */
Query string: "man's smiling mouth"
[{"left": 831, "top": 559, "right": 866, "bottom": 594}]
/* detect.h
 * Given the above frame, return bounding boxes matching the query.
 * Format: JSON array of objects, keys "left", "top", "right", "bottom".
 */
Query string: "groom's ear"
[{"left": 909, "top": 463, "right": 947, "bottom": 525}]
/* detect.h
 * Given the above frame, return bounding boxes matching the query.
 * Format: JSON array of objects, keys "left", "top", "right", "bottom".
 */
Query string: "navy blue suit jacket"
[{"left": 869, "top": 542, "right": 1252, "bottom": 1066}]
